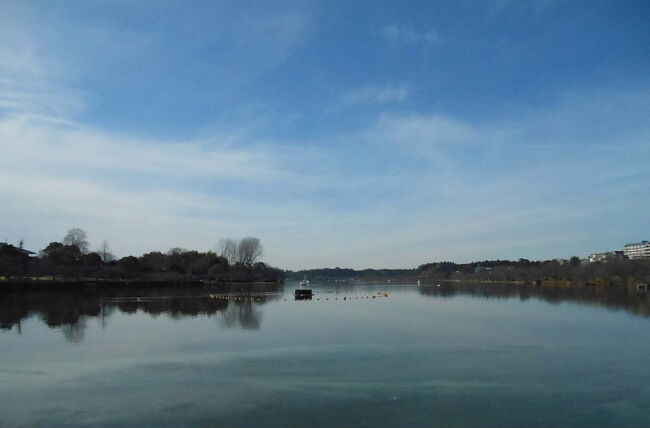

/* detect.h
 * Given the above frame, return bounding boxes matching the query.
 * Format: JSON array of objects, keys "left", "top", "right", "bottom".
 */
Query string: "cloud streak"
[
  {"left": 0, "top": 1, "right": 648, "bottom": 269},
  {"left": 3, "top": 83, "right": 648, "bottom": 269},
  {"left": 343, "top": 84, "right": 410, "bottom": 105},
  {"left": 380, "top": 25, "right": 442, "bottom": 46}
]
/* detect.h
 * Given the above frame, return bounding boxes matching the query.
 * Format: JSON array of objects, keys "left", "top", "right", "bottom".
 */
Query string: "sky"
[{"left": 0, "top": 0, "right": 649, "bottom": 269}]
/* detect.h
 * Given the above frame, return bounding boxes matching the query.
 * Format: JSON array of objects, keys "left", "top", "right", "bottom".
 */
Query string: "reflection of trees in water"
[
  {"left": 418, "top": 282, "right": 650, "bottom": 317},
  {"left": 0, "top": 284, "right": 281, "bottom": 342},
  {"left": 61, "top": 316, "right": 88, "bottom": 343},
  {"left": 0, "top": 291, "right": 102, "bottom": 331},
  {"left": 219, "top": 300, "right": 261, "bottom": 330}
]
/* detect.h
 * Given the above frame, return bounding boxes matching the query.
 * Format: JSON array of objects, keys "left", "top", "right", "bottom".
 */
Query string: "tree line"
[
  {"left": 415, "top": 258, "right": 650, "bottom": 286},
  {"left": 288, "top": 257, "right": 650, "bottom": 288},
  {"left": 0, "top": 229, "right": 283, "bottom": 283},
  {"left": 286, "top": 267, "right": 413, "bottom": 282}
]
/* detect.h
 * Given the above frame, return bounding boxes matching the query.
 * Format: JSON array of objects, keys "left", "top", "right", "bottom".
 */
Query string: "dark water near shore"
[{"left": 1, "top": 283, "right": 650, "bottom": 428}]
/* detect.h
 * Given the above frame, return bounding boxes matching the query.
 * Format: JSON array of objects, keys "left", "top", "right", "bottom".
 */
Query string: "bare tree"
[
  {"left": 236, "top": 236, "right": 263, "bottom": 266},
  {"left": 97, "top": 239, "right": 115, "bottom": 263},
  {"left": 167, "top": 247, "right": 187, "bottom": 255},
  {"left": 217, "top": 238, "right": 237, "bottom": 264},
  {"left": 63, "top": 228, "right": 90, "bottom": 253}
]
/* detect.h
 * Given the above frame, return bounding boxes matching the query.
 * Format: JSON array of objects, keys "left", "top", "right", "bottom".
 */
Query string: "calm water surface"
[{"left": 1, "top": 283, "right": 649, "bottom": 428}]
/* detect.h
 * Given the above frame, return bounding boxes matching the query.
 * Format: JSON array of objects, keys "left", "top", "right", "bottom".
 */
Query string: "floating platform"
[{"left": 294, "top": 289, "right": 313, "bottom": 300}]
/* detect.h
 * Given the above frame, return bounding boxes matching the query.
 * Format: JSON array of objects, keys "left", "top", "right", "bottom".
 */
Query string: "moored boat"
[{"left": 294, "top": 288, "right": 313, "bottom": 300}]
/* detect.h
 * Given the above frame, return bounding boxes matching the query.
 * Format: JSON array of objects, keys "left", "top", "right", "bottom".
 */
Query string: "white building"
[
  {"left": 623, "top": 241, "right": 650, "bottom": 260},
  {"left": 587, "top": 251, "right": 625, "bottom": 263}
]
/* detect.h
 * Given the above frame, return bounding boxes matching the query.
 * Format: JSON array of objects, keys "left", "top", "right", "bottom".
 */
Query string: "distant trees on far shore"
[
  {"left": 5, "top": 228, "right": 650, "bottom": 288},
  {"left": 413, "top": 258, "right": 650, "bottom": 286},
  {"left": 0, "top": 228, "right": 282, "bottom": 283},
  {"left": 288, "top": 257, "right": 650, "bottom": 288}
]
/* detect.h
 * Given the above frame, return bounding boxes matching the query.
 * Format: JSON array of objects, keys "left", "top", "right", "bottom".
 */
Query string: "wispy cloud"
[
  {"left": 0, "top": 1, "right": 647, "bottom": 269},
  {"left": 372, "top": 113, "right": 477, "bottom": 146},
  {"left": 0, "top": 114, "right": 324, "bottom": 262},
  {"left": 380, "top": 25, "right": 442, "bottom": 46},
  {"left": 0, "top": 78, "right": 86, "bottom": 119},
  {"left": 1, "top": 85, "right": 649, "bottom": 268},
  {"left": 0, "top": 3, "right": 83, "bottom": 119},
  {"left": 0, "top": 116, "right": 285, "bottom": 182},
  {"left": 0, "top": 1, "right": 313, "bottom": 126},
  {"left": 343, "top": 84, "right": 410, "bottom": 105}
]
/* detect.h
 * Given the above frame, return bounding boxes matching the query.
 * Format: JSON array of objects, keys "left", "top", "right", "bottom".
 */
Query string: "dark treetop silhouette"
[{"left": 0, "top": 230, "right": 282, "bottom": 285}]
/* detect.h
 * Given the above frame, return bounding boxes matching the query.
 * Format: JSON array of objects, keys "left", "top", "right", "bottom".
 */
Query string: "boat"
[
  {"left": 294, "top": 288, "right": 313, "bottom": 300},
  {"left": 295, "top": 275, "right": 312, "bottom": 299}
]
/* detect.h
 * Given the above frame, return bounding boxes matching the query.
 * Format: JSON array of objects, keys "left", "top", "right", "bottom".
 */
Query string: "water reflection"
[
  {"left": 2, "top": 282, "right": 649, "bottom": 343},
  {"left": 219, "top": 300, "right": 262, "bottom": 330},
  {"left": 418, "top": 282, "right": 650, "bottom": 317},
  {"left": 0, "top": 283, "right": 282, "bottom": 342}
]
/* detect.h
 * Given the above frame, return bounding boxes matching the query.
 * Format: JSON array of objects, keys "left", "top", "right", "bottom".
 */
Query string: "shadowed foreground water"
[{"left": 1, "top": 283, "right": 649, "bottom": 428}]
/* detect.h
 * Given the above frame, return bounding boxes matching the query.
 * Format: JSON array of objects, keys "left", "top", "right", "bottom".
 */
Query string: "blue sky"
[{"left": 0, "top": 0, "right": 648, "bottom": 269}]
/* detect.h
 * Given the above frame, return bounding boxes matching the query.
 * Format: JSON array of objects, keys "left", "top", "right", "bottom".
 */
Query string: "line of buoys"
[{"left": 208, "top": 292, "right": 389, "bottom": 302}]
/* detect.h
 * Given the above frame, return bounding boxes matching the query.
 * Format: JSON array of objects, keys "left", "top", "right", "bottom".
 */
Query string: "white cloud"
[
  {"left": 380, "top": 25, "right": 442, "bottom": 46},
  {"left": 373, "top": 113, "right": 476, "bottom": 145},
  {"left": 0, "top": 11, "right": 80, "bottom": 119},
  {"left": 2, "top": 84, "right": 649, "bottom": 269},
  {"left": 0, "top": 116, "right": 287, "bottom": 182},
  {"left": 0, "top": 0, "right": 648, "bottom": 269},
  {"left": 0, "top": 78, "right": 86, "bottom": 119},
  {"left": 0, "top": 1, "right": 313, "bottom": 125},
  {"left": 0, "top": 118, "right": 324, "bottom": 264}
]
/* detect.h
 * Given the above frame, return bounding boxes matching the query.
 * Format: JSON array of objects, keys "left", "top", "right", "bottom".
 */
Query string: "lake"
[{"left": 1, "top": 282, "right": 649, "bottom": 428}]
